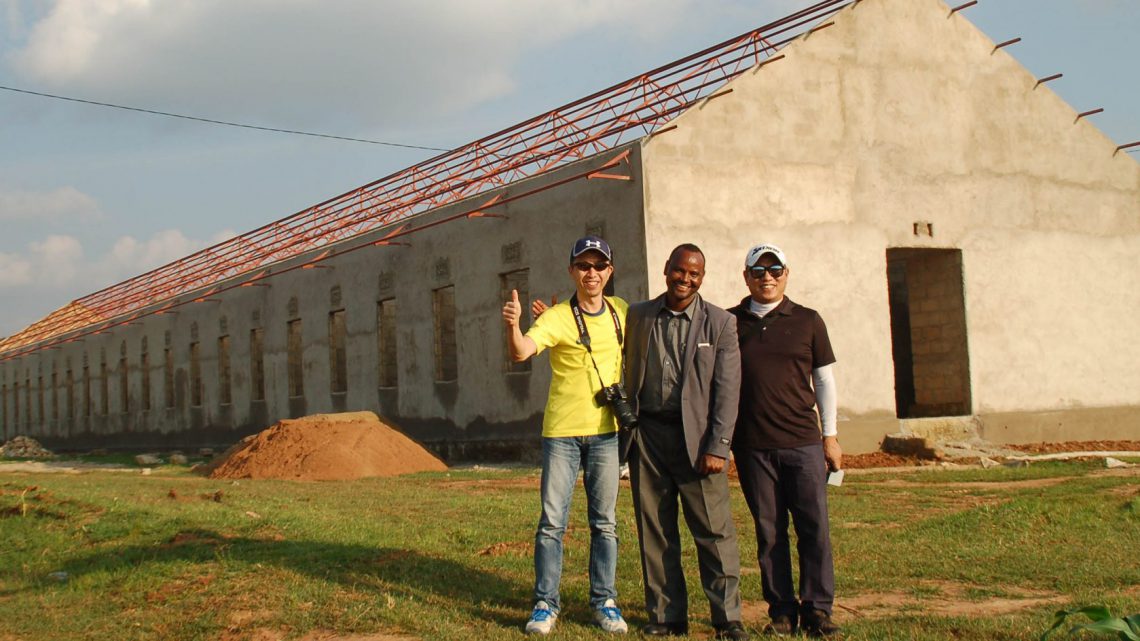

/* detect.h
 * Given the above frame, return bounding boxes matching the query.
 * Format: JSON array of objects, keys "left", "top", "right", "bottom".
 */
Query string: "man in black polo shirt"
[{"left": 728, "top": 244, "right": 841, "bottom": 638}]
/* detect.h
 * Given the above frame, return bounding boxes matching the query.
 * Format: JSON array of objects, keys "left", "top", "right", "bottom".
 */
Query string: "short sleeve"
[
  {"left": 811, "top": 312, "right": 837, "bottom": 369},
  {"left": 609, "top": 296, "right": 630, "bottom": 331},
  {"left": 525, "top": 303, "right": 565, "bottom": 355}
]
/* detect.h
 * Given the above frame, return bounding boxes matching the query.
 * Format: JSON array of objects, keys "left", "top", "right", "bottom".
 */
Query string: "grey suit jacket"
[{"left": 622, "top": 294, "right": 741, "bottom": 469}]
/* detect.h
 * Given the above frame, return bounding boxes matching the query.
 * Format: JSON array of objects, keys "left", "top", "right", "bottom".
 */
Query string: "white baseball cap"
[{"left": 745, "top": 243, "right": 787, "bottom": 268}]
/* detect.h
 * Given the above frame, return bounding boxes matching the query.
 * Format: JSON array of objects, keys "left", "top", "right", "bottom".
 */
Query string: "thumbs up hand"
[{"left": 502, "top": 289, "right": 522, "bottom": 327}]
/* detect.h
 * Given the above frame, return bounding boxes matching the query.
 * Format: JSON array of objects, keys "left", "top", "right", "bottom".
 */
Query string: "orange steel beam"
[{"left": 0, "top": 0, "right": 851, "bottom": 360}]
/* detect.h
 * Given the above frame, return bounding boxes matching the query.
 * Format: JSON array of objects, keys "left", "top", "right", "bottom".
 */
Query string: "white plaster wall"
[{"left": 640, "top": 0, "right": 1140, "bottom": 418}]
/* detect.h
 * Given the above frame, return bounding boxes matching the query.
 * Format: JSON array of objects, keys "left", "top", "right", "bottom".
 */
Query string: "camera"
[{"left": 595, "top": 383, "right": 639, "bottom": 431}]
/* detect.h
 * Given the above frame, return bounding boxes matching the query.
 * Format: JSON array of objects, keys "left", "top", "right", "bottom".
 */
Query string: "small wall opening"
[
  {"left": 377, "top": 299, "right": 398, "bottom": 388},
  {"left": 328, "top": 310, "right": 347, "bottom": 394},
  {"left": 189, "top": 342, "right": 202, "bottom": 407},
  {"left": 51, "top": 371, "right": 59, "bottom": 423},
  {"left": 140, "top": 349, "right": 151, "bottom": 412},
  {"left": 218, "top": 335, "right": 232, "bottom": 405},
  {"left": 164, "top": 348, "right": 175, "bottom": 409},
  {"left": 250, "top": 328, "right": 265, "bottom": 399},
  {"left": 886, "top": 248, "right": 972, "bottom": 418},
  {"left": 119, "top": 356, "right": 129, "bottom": 415},
  {"left": 250, "top": 328, "right": 265, "bottom": 402},
  {"left": 65, "top": 368, "right": 74, "bottom": 425},
  {"left": 83, "top": 365, "right": 91, "bottom": 419},
  {"left": 287, "top": 319, "right": 304, "bottom": 398},
  {"left": 99, "top": 358, "right": 109, "bottom": 417},
  {"left": 432, "top": 286, "right": 458, "bottom": 382},
  {"left": 501, "top": 269, "right": 532, "bottom": 373},
  {"left": 37, "top": 375, "right": 44, "bottom": 427},
  {"left": 23, "top": 375, "right": 30, "bottom": 430}
]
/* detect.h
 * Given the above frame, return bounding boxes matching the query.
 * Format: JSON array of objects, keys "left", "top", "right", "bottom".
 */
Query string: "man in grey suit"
[{"left": 623, "top": 244, "right": 747, "bottom": 641}]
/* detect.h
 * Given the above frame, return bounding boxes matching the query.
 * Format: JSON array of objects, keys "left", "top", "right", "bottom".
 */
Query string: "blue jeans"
[{"left": 534, "top": 432, "right": 620, "bottom": 611}]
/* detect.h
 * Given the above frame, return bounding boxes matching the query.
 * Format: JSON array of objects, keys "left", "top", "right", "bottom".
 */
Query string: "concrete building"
[{"left": 2, "top": 0, "right": 1138, "bottom": 459}]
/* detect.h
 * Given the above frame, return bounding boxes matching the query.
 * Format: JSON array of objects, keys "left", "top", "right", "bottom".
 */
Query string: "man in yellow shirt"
[{"left": 502, "top": 236, "right": 630, "bottom": 635}]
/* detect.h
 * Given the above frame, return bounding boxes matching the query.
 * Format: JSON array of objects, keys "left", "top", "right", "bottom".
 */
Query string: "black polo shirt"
[{"left": 728, "top": 296, "right": 836, "bottom": 450}]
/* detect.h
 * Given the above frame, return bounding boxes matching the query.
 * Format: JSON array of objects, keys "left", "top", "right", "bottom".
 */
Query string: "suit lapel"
[{"left": 634, "top": 296, "right": 664, "bottom": 392}]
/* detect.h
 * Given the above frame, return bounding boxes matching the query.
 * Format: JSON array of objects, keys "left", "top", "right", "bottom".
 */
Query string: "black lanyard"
[
  {"left": 569, "top": 294, "right": 623, "bottom": 351},
  {"left": 569, "top": 294, "right": 623, "bottom": 387}
]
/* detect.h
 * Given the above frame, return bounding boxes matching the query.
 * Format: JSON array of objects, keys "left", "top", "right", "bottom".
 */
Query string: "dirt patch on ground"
[
  {"left": 861, "top": 466, "right": 1140, "bottom": 489},
  {"left": 433, "top": 477, "right": 539, "bottom": 493},
  {"left": 1106, "top": 483, "right": 1140, "bottom": 498},
  {"left": 203, "top": 412, "right": 446, "bottom": 481},
  {"left": 743, "top": 580, "right": 1066, "bottom": 624},
  {"left": 844, "top": 451, "right": 926, "bottom": 469},
  {"left": 842, "top": 440, "right": 1140, "bottom": 470},
  {"left": 1007, "top": 440, "right": 1140, "bottom": 454},
  {"left": 299, "top": 633, "right": 416, "bottom": 641},
  {"left": 477, "top": 540, "right": 531, "bottom": 557},
  {"left": 219, "top": 608, "right": 415, "bottom": 640},
  {"left": 865, "top": 476, "right": 1072, "bottom": 489},
  {"left": 736, "top": 441, "right": 1140, "bottom": 475}
]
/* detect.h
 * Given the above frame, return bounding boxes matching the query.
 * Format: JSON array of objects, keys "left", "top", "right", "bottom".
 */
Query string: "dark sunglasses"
[
  {"left": 749, "top": 264, "right": 785, "bottom": 279},
  {"left": 573, "top": 260, "right": 612, "bottom": 272}
]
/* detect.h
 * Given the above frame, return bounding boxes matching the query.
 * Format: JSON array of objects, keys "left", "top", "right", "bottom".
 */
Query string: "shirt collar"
[
  {"left": 737, "top": 295, "right": 795, "bottom": 317},
  {"left": 658, "top": 294, "right": 699, "bottom": 320}
]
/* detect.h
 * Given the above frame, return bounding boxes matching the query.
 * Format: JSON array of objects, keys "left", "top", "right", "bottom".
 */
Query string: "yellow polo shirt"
[{"left": 526, "top": 296, "right": 629, "bottom": 438}]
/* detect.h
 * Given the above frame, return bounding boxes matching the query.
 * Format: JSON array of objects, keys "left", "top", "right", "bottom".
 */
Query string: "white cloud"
[
  {"left": 0, "top": 185, "right": 101, "bottom": 222},
  {"left": 0, "top": 227, "right": 236, "bottom": 337},
  {"left": 1, "top": 0, "right": 37, "bottom": 42},
  {"left": 104, "top": 228, "right": 236, "bottom": 278},
  {"left": 0, "top": 250, "right": 32, "bottom": 287},
  {"left": 7, "top": 0, "right": 692, "bottom": 132},
  {"left": 27, "top": 233, "right": 83, "bottom": 286}
]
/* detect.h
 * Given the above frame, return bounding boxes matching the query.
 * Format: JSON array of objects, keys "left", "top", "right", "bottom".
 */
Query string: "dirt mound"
[
  {"left": 1007, "top": 440, "right": 1140, "bottom": 454},
  {"left": 205, "top": 412, "right": 447, "bottom": 481},
  {"left": 0, "top": 435, "right": 54, "bottom": 459}
]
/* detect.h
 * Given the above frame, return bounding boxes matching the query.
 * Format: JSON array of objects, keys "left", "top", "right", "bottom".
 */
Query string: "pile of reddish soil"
[
  {"left": 1005, "top": 440, "right": 1140, "bottom": 454},
  {"left": 844, "top": 451, "right": 925, "bottom": 469},
  {"left": 204, "top": 412, "right": 447, "bottom": 481},
  {"left": 844, "top": 440, "right": 1140, "bottom": 469}
]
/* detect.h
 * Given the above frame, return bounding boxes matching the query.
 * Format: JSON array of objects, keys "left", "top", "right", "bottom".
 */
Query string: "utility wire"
[{"left": 0, "top": 84, "right": 451, "bottom": 152}]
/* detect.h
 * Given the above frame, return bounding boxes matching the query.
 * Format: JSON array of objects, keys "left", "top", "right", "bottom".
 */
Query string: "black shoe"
[
  {"left": 760, "top": 615, "right": 796, "bottom": 636},
  {"left": 714, "top": 621, "right": 750, "bottom": 640},
  {"left": 641, "top": 621, "right": 689, "bottom": 636},
  {"left": 801, "top": 610, "right": 841, "bottom": 638}
]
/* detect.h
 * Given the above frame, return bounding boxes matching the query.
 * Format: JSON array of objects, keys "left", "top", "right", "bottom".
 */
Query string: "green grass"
[{"left": 1, "top": 461, "right": 1138, "bottom": 640}]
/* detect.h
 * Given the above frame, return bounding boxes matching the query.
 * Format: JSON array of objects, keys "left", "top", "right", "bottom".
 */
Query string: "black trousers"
[
  {"left": 630, "top": 415, "right": 742, "bottom": 625},
  {"left": 734, "top": 443, "right": 835, "bottom": 618}
]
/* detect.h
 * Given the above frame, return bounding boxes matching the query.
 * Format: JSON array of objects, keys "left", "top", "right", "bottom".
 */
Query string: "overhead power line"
[{"left": 0, "top": 84, "right": 450, "bottom": 152}]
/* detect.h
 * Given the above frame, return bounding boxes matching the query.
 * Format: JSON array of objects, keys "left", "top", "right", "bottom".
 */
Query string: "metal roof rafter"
[{"left": 0, "top": 0, "right": 852, "bottom": 359}]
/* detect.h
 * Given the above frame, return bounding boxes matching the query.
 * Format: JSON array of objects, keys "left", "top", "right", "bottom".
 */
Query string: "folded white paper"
[{"left": 826, "top": 469, "right": 845, "bottom": 487}]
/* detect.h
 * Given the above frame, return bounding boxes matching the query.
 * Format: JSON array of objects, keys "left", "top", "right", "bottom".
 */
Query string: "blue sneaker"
[
  {"left": 526, "top": 600, "right": 557, "bottom": 635},
  {"left": 593, "top": 598, "right": 628, "bottom": 633}
]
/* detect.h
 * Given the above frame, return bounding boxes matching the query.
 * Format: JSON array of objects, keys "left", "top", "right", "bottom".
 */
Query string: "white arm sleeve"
[{"left": 812, "top": 364, "right": 838, "bottom": 437}]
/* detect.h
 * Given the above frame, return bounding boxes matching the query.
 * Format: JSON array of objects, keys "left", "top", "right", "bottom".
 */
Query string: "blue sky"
[{"left": 1, "top": 0, "right": 1137, "bottom": 339}]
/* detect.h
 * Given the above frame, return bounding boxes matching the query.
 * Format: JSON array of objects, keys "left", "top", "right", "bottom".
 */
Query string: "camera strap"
[{"left": 569, "top": 294, "right": 623, "bottom": 389}]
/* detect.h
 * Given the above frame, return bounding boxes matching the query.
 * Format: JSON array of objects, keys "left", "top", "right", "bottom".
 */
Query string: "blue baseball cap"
[{"left": 570, "top": 235, "right": 613, "bottom": 261}]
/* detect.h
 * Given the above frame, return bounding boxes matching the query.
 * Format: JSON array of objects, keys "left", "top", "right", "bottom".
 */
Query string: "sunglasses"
[
  {"left": 573, "top": 260, "right": 612, "bottom": 272},
  {"left": 748, "top": 264, "right": 785, "bottom": 279}
]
